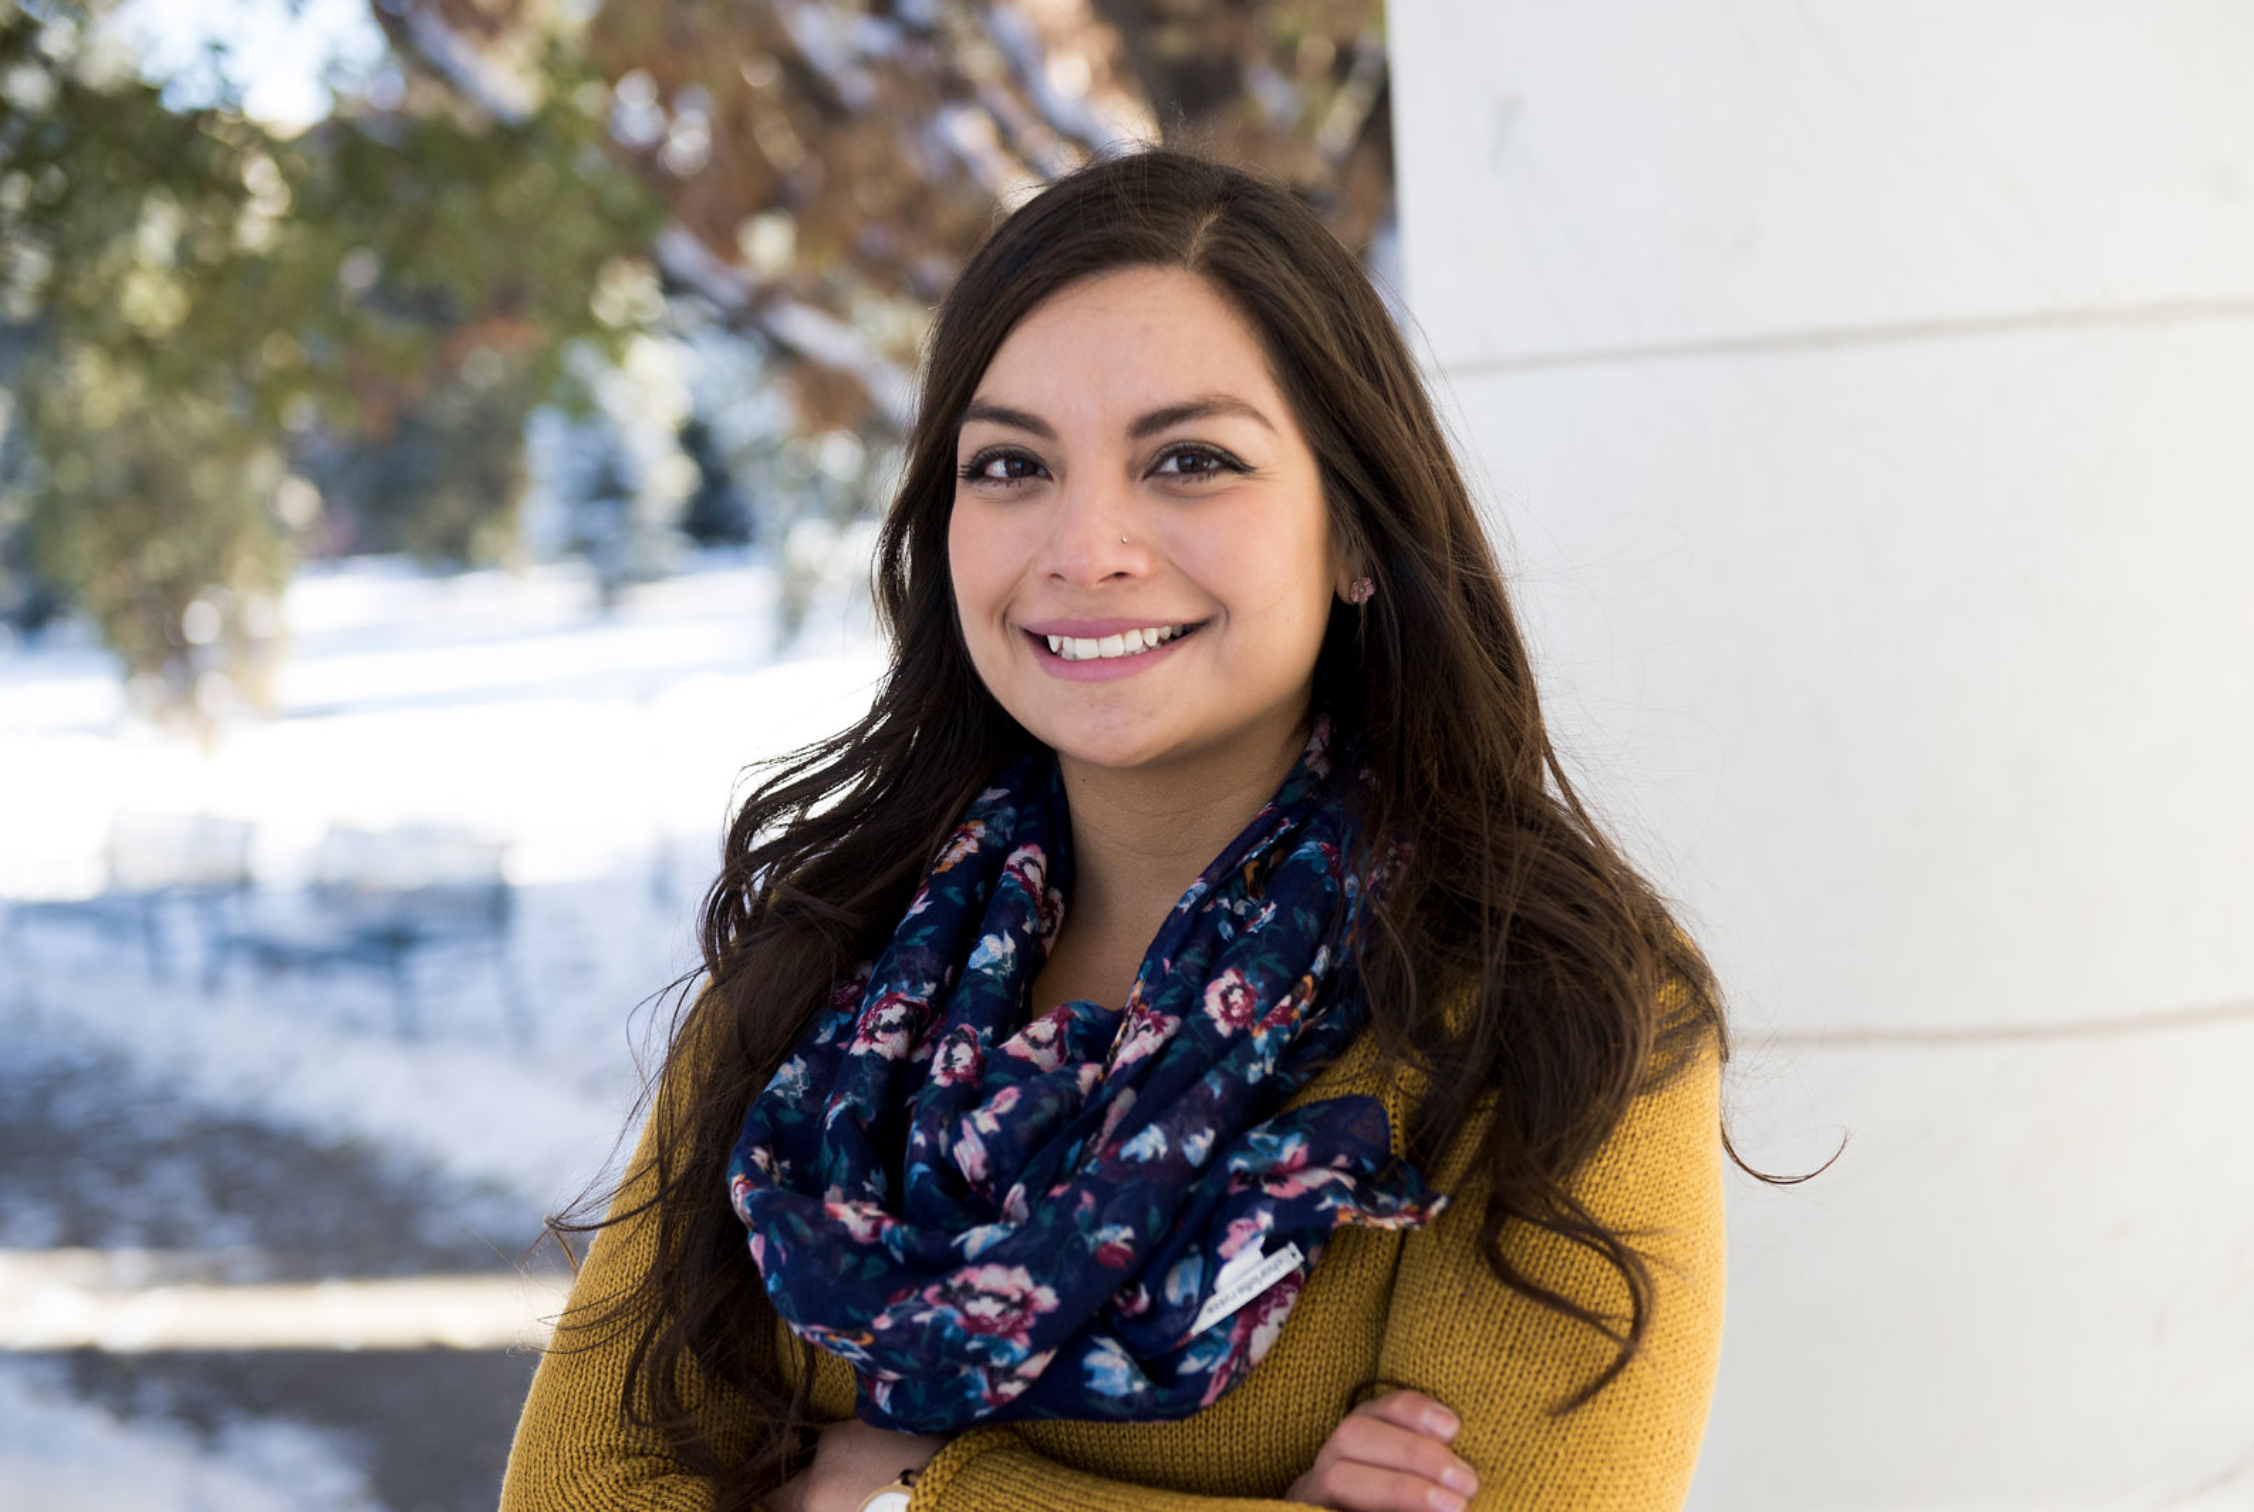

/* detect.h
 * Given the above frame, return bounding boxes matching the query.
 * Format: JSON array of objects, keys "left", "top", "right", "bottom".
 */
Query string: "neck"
[{"left": 1053, "top": 713, "right": 1312, "bottom": 951}]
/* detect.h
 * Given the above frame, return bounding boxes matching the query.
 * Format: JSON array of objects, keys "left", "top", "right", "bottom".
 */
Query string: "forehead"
[{"left": 970, "top": 267, "right": 1283, "bottom": 416}]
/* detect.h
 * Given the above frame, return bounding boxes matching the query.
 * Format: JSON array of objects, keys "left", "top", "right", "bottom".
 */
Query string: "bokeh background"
[{"left": 4, "top": 2, "right": 2251, "bottom": 1509}]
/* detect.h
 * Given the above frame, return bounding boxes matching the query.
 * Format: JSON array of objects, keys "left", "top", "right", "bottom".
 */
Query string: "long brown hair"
[{"left": 557, "top": 148, "right": 1728, "bottom": 1504}]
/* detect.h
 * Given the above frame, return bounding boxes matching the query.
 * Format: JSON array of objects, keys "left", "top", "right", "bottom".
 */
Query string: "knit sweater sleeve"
[
  {"left": 500, "top": 1035, "right": 1726, "bottom": 1512},
  {"left": 907, "top": 1045, "right": 1727, "bottom": 1512},
  {"left": 1371, "top": 1044, "right": 1727, "bottom": 1511},
  {"left": 499, "top": 1097, "right": 750, "bottom": 1512}
]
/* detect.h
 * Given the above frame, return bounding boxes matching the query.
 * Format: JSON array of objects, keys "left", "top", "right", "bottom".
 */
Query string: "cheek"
[
  {"left": 1174, "top": 508, "right": 1331, "bottom": 631},
  {"left": 946, "top": 503, "right": 998, "bottom": 618},
  {"left": 945, "top": 505, "right": 972, "bottom": 609},
  {"left": 947, "top": 501, "right": 1027, "bottom": 672}
]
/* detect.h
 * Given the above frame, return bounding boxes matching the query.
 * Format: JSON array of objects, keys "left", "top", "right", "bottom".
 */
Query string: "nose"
[{"left": 1036, "top": 470, "right": 1145, "bottom": 589}]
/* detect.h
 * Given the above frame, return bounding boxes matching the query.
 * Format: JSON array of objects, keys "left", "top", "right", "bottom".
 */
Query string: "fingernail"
[
  {"left": 1423, "top": 1408, "right": 1460, "bottom": 1440},
  {"left": 1443, "top": 1465, "right": 1479, "bottom": 1495},
  {"left": 1426, "top": 1489, "right": 1466, "bottom": 1512}
]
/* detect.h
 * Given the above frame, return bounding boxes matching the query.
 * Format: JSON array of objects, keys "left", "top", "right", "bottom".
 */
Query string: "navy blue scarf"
[{"left": 727, "top": 720, "right": 1443, "bottom": 1431}]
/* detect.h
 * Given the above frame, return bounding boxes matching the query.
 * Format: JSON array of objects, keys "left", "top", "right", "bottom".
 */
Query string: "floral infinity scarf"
[{"left": 726, "top": 720, "right": 1445, "bottom": 1433}]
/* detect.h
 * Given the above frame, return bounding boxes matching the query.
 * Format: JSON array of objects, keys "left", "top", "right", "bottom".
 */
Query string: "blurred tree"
[
  {"left": 0, "top": 0, "right": 661, "bottom": 721},
  {"left": 676, "top": 415, "right": 752, "bottom": 547},
  {"left": 382, "top": 0, "right": 1392, "bottom": 432},
  {"left": 0, "top": 0, "right": 1394, "bottom": 718}
]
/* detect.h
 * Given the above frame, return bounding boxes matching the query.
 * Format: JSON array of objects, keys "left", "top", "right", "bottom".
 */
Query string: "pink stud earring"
[{"left": 1346, "top": 577, "right": 1375, "bottom": 605}]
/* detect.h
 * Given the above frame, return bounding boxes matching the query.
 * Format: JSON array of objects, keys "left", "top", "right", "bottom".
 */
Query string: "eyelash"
[{"left": 956, "top": 443, "right": 1251, "bottom": 487}]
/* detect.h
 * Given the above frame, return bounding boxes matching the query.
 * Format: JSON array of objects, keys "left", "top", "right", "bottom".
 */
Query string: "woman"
[{"left": 503, "top": 149, "right": 1727, "bottom": 1512}]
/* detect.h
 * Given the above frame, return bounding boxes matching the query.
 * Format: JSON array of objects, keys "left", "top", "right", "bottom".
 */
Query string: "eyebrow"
[{"left": 958, "top": 394, "right": 1278, "bottom": 442}]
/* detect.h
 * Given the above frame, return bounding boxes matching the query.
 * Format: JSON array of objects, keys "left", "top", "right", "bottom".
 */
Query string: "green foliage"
[
  {"left": 0, "top": 0, "right": 662, "bottom": 720},
  {"left": 18, "top": 353, "right": 293, "bottom": 712},
  {"left": 0, "top": 0, "right": 1394, "bottom": 727}
]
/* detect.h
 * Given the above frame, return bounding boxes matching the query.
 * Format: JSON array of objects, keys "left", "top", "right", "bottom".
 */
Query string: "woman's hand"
[
  {"left": 762, "top": 1418, "right": 950, "bottom": 1512},
  {"left": 1286, "top": 1390, "right": 1481, "bottom": 1512}
]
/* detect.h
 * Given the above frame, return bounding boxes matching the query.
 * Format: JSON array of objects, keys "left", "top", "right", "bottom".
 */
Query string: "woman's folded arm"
[{"left": 1370, "top": 1046, "right": 1727, "bottom": 1511}]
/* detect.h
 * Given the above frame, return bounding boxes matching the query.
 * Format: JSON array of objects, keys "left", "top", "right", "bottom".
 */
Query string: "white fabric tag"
[{"left": 1190, "top": 1240, "right": 1306, "bottom": 1336}]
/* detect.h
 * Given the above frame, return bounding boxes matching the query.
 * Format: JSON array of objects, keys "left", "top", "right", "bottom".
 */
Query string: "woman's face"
[{"left": 948, "top": 266, "right": 1345, "bottom": 778}]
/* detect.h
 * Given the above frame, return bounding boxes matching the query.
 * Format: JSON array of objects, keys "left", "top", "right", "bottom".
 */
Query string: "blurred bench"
[
  {"left": 4, "top": 811, "right": 255, "bottom": 977},
  {"left": 210, "top": 825, "right": 523, "bottom": 1040}
]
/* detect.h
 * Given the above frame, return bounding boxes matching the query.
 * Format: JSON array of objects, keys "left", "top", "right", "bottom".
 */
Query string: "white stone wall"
[{"left": 1389, "top": 5, "right": 2254, "bottom": 1507}]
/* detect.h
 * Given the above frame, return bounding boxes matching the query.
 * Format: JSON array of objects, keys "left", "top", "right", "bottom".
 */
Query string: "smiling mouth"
[{"left": 1033, "top": 623, "right": 1201, "bottom": 663}]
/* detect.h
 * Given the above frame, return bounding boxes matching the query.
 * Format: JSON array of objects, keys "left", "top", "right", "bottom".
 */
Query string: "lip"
[{"left": 1020, "top": 620, "right": 1204, "bottom": 682}]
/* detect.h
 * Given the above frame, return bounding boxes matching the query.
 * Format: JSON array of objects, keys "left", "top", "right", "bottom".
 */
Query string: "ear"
[
  {"left": 1331, "top": 550, "right": 1368, "bottom": 604},
  {"left": 1327, "top": 530, "right": 1359, "bottom": 602}
]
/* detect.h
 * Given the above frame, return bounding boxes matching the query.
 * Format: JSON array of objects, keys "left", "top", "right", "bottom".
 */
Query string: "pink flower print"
[
  {"left": 1002, "top": 1004, "right": 1072, "bottom": 1072},
  {"left": 826, "top": 963, "right": 873, "bottom": 1011},
  {"left": 934, "top": 820, "right": 990, "bottom": 873},
  {"left": 953, "top": 1084, "right": 1022, "bottom": 1188},
  {"left": 824, "top": 1198, "right": 894, "bottom": 1246},
  {"left": 984, "top": 1348, "right": 1056, "bottom": 1407},
  {"left": 969, "top": 1083, "right": 1021, "bottom": 1130},
  {"left": 930, "top": 1026, "right": 984, "bottom": 1087},
  {"left": 915, "top": 1264, "right": 1059, "bottom": 1353},
  {"left": 1108, "top": 1005, "right": 1179, "bottom": 1072},
  {"left": 1095, "top": 1088, "right": 1139, "bottom": 1149},
  {"left": 850, "top": 991, "right": 926, "bottom": 1060},
  {"left": 1202, "top": 968, "right": 1260, "bottom": 1033},
  {"left": 1197, "top": 1271, "right": 1305, "bottom": 1409},
  {"left": 953, "top": 1120, "right": 992, "bottom": 1186},
  {"left": 1261, "top": 976, "right": 1310, "bottom": 1033},
  {"left": 1090, "top": 1225, "right": 1136, "bottom": 1269},
  {"left": 1234, "top": 1270, "right": 1303, "bottom": 1366},
  {"left": 1258, "top": 1166, "right": 1347, "bottom": 1201},
  {"left": 1000, "top": 842, "right": 1047, "bottom": 894},
  {"left": 1217, "top": 1212, "right": 1272, "bottom": 1261}
]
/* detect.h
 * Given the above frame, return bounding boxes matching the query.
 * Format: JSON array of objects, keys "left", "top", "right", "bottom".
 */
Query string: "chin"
[{"left": 1034, "top": 722, "right": 1180, "bottom": 773}]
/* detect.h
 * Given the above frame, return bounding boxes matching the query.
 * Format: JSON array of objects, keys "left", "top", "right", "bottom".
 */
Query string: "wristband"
[{"left": 855, "top": 1466, "right": 919, "bottom": 1512}]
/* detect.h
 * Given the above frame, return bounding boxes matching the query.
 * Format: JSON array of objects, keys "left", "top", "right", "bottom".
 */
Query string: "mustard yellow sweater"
[{"left": 501, "top": 1026, "right": 1724, "bottom": 1510}]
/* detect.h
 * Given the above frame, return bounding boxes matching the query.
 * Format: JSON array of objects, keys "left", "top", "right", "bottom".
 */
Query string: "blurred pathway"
[{"left": 0, "top": 1032, "right": 564, "bottom": 1512}]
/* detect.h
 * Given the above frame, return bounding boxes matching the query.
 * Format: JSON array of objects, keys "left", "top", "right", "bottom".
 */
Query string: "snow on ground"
[
  {"left": 1, "top": 548, "right": 884, "bottom": 1213},
  {"left": 0, "top": 1356, "right": 386, "bottom": 1512},
  {"left": 0, "top": 548, "right": 885, "bottom": 1508}
]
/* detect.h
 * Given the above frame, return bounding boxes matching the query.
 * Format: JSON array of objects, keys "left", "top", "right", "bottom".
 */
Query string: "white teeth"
[{"left": 1045, "top": 624, "right": 1189, "bottom": 661}]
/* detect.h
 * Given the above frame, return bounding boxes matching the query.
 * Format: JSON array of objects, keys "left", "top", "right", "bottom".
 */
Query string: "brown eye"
[
  {"left": 959, "top": 449, "right": 1047, "bottom": 485},
  {"left": 1152, "top": 445, "right": 1245, "bottom": 479}
]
